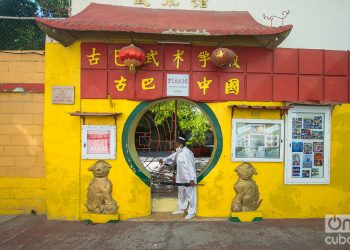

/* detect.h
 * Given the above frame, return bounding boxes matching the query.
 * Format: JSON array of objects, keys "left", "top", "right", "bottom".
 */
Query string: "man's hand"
[
  {"left": 189, "top": 180, "right": 195, "bottom": 187},
  {"left": 159, "top": 159, "right": 163, "bottom": 164}
]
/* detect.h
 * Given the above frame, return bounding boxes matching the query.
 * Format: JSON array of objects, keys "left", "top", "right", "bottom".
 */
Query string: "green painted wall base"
[
  {"left": 229, "top": 211, "right": 263, "bottom": 222},
  {"left": 81, "top": 213, "right": 120, "bottom": 224}
]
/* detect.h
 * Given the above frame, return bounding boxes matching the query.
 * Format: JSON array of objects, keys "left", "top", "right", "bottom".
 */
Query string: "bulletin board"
[
  {"left": 231, "top": 119, "right": 284, "bottom": 162},
  {"left": 284, "top": 106, "right": 331, "bottom": 184},
  {"left": 82, "top": 125, "right": 116, "bottom": 159}
]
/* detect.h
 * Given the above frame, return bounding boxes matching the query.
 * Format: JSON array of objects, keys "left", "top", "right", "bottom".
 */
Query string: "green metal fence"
[
  {"left": 0, "top": 17, "right": 45, "bottom": 50},
  {"left": 0, "top": 0, "right": 70, "bottom": 50}
]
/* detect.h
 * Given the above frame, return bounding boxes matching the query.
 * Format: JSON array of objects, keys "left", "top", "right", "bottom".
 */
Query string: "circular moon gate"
[{"left": 122, "top": 100, "right": 223, "bottom": 186}]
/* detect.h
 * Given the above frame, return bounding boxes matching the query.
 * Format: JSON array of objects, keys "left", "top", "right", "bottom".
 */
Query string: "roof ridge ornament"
[{"left": 263, "top": 10, "right": 290, "bottom": 27}]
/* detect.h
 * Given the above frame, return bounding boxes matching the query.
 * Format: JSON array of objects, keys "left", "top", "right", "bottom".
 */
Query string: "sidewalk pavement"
[{"left": 0, "top": 214, "right": 347, "bottom": 250}]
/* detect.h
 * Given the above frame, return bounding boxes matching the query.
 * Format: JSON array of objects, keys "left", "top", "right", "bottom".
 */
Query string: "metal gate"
[
  {"left": 135, "top": 100, "right": 211, "bottom": 195},
  {"left": 136, "top": 108, "right": 178, "bottom": 195}
]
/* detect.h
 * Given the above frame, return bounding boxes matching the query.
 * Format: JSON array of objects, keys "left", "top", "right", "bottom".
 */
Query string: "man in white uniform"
[{"left": 159, "top": 136, "right": 197, "bottom": 220}]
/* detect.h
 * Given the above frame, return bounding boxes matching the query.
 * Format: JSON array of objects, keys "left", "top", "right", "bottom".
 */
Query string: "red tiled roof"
[{"left": 36, "top": 3, "right": 293, "bottom": 47}]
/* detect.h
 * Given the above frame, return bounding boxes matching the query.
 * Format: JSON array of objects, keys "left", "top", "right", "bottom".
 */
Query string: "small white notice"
[
  {"left": 166, "top": 74, "right": 189, "bottom": 97},
  {"left": 52, "top": 86, "right": 75, "bottom": 104},
  {"left": 82, "top": 125, "right": 116, "bottom": 160}
]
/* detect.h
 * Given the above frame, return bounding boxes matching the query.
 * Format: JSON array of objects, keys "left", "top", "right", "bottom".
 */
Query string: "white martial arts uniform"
[{"left": 163, "top": 146, "right": 197, "bottom": 215}]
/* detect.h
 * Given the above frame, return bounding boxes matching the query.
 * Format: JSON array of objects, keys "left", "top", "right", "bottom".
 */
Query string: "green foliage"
[
  {"left": 149, "top": 101, "right": 176, "bottom": 126},
  {"left": 149, "top": 100, "right": 210, "bottom": 147},
  {"left": 0, "top": 0, "right": 44, "bottom": 50},
  {"left": 0, "top": 0, "right": 69, "bottom": 50},
  {"left": 36, "top": 0, "right": 70, "bottom": 17},
  {"left": 0, "top": 0, "right": 37, "bottom": 16}
]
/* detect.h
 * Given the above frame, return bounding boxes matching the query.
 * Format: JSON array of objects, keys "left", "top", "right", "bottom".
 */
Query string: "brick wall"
[
  {"left": 0, "top": 93, "right": 44, "bottom": 177},
  {"left": 0, "top": 51, "right": 46, "bottom": 214},
  {"left": 0, "top": 178, "right": 46, "bottom": 214},
  {"left": 0, "top": 51, "right": 44, "bottom": 83}
]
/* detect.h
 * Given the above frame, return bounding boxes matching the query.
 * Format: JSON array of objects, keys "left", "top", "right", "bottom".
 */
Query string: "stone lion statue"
[
  {"left": 231, "top": 162, "right": 262, "bottom": 212},
  {"left": 85, "top": 160, "right": 119, "bottom": 214}
]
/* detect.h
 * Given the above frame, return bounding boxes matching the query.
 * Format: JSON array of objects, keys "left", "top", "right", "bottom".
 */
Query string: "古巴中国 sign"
[
  {"left": 81, "top": 42, "right": 244, "bottom": 102},
  {"left": 80, "top": 43, "right": 350, "bottom": 103}
]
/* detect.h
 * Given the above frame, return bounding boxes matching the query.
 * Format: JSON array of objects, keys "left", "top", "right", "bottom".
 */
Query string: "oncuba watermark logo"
[{"left": 325, "top": 215, "right": 350, "bottom": 245}]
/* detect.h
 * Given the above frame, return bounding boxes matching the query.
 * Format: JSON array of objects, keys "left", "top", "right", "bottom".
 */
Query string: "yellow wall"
[
  {"left": 44, "top": 43, "right": 150, "bottom": 220},
  {"left": 0, "top": 51, "right": 45, "bottom": 215},
  {"left": 0, "top": 93, "right": 44, "bottom": 178},
  {"left": 198, "top": 104, "right": 350, "bottom": 218},
  {"left": 0, "top": 94, "right": 45, "bottom": 214},
  {"left": 0, "top": 51, "right": 44, "bottom": 83},
  {"left": 43, "top": 42, "right": 350, "bottom": 220},
  {"left": 0, "top": 178, "right": 46, "bottom": 214},
  {"left": 79, "top": 100, "right": 151, "bottom": 220},
  {"left": 44, "top": 43, "right": 81, "bottom": 220}
]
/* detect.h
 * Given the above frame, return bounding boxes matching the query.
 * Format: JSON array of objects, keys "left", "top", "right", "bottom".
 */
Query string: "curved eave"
[
  {"left": 37, "top": 23, "right": 292, "bottom": 49},
  {"left": 35, "top": 3, "right": 293, "bottom": 48}
]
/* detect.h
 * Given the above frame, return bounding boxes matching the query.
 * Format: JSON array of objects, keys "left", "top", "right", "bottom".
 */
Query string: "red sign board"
[
  {"left": 108, "top": 70, "right": 135, "bottom": 99},
  {"left": 81, "top": 43, "right": 107, "bottom": 69},
  {"left": 80, "top": 43, "right": 350, "bottom": 103},
  {"left": 191, "top": 72, "right": 219, "bottom": 101},
  {"left": 135, "top": 71, "right": 163, "bottom": 100}
]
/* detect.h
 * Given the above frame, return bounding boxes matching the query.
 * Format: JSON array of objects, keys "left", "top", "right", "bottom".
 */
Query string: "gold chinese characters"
[{"left": 134, "top": 0, "right": 208, "bottom": 8}]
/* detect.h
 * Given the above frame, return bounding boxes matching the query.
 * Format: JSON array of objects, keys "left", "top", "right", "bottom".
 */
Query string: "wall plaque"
[{"left": 52, "top": 86, "right": 75, "bottom": 104}]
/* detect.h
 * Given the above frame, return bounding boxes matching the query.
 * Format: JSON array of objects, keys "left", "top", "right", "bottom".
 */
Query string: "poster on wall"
[
  {"left": 231, "top": 119, "right": 284, "bottom": 162},
  {"left": 82, "top": 125, "right": 116, "bottom": 159},
  {"left": 285, "top": 106, "right": 330, "bottom": 184}
]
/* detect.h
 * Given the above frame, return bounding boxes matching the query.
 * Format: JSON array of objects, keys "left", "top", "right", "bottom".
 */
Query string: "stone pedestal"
[
  {"left": 229, "top": 211, "right": 263, "bottom": 222},
  {"left": 82, "top": 213, "right": 120, "bottom": 223}
]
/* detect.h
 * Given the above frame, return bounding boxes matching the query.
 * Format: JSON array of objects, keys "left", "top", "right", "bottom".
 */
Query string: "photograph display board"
[
  {"left": 82, "top": 125, "right": 116, "bottom": 159},
  {"left": 285, "top": 106, "right": 330, "bottom": 184},
  {"left": 231, "top": 119, "right": 284, "bottom": 162}
]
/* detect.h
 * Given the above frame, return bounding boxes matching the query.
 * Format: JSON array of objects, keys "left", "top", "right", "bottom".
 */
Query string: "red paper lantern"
[
  {"left": 119, "top": 44, "right": 146, "bottom": 73},
  {"left": 211, "top": 47, "right": 236, "bottom": 68}
]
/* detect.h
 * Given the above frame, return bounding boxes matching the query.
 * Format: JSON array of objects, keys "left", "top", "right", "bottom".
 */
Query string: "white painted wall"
[{"left": 71, "top": 0, "right": 350, "bottom": 50}]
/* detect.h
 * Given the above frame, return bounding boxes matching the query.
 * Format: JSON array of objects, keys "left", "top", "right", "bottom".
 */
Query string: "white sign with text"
[
  {"left": 166, "top": 74, "right": 190, "bottom": 97},
  {"left": 82, "top": 125, "right": 116, "bottom": 159},
  {"left": 51, "top": 86, "right": 75, "bottom": 104}
]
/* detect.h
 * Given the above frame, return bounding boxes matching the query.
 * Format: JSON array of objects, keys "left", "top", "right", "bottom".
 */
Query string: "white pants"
[{"left": 177, "top": 186, "right": 197, "bottom": 215}]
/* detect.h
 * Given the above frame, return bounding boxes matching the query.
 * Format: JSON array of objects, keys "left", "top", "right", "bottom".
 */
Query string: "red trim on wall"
[{"left": 0, "top": 83, "right": 44, "bottom": 93}]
